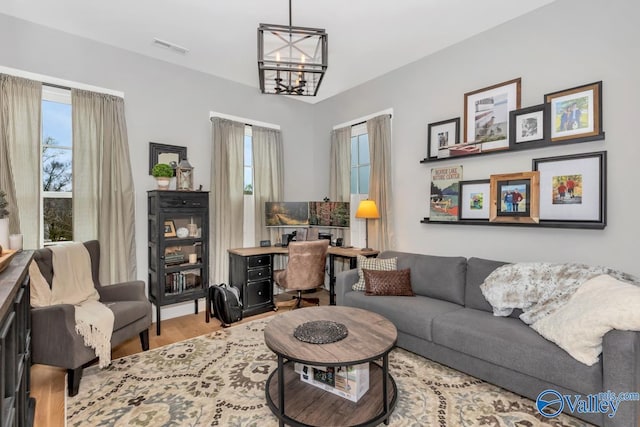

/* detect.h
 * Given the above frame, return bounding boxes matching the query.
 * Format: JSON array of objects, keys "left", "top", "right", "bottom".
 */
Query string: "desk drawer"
[
  {"left": 247, "top": 266, "right": 270, "bottom": 282},
  {"left": 246, "top": 280, "right": 271, "bottom": 307},
  {"left": 248, "top": 255, "right": 271, "bottom": 268}
]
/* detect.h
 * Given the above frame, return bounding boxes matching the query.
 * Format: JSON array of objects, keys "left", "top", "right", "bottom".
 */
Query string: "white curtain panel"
[
  {"left": 367, "top": 114, "right": 394, "bottom": 252},
  {"left": 0, "top": 74, "right": 41, "bottom": 249},
  {"left": 252, "top": 125, "right": 284, "bottom": 245},
  {"left": 329, "top": 126, "right": 352, "bottom": 246},
  {"left": 72, "top": 89, "right": 136, "bottom": 283},
  {"left": 211, "top": 117, "right": 245, "bottom": 284}
]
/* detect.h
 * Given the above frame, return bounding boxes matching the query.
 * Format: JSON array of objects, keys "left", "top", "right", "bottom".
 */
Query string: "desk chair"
[{"left": 273, "top": 239, "right": 329, "bottom": 309}]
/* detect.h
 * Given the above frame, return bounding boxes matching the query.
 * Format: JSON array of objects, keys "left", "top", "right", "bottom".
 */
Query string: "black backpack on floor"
[{"left": 209, "top": 283, "right": 243, "bottom": 327}]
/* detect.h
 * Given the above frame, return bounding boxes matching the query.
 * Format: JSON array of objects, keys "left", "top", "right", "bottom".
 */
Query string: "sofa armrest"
[
  {"left": 97, "top": 280, "right": 147, "bottom": 302},
  {"left": 335, "top": 269, "right": 359, "bottom": 306},
  {"left": 602, "top": 330, "right": 640, "bottom": 427}
]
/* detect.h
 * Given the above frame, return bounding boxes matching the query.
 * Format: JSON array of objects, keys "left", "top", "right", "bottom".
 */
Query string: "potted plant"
[
  {"left": 151, "top": 163, "right": 174, "bottom": 190},
  {"left": 0, "top": 190, "right": 9, "bottom": 250}
]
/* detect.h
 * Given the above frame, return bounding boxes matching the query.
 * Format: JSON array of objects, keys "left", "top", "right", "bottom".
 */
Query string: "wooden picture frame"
[
  {"left": 149, "top": 142, "right": 187, "bottom": 175},
  {"left": 427, "top": 117, "right": 460, "bottom": 160},
  {"left": 509, "top": 104, "right": 549, "bottom": 150},
  {"left": 489, "top": 171, "right": 539, "bottom": 224},
  {"left": 533, "top": 151, "right": 606, "bottom": 227},
  {"left": 164, "top": 220, "right": 177, "bottom": 237},
  {"left": 464, "top": 78, "right": 521, "bottom": 153},
  {"left": 459, "top": 179, "right": 490, "bottom": 220},
  {"left": 544, "top": 81, "right": 603, "bottom": 143}
]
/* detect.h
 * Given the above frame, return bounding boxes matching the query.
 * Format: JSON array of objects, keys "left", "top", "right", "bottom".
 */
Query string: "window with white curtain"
[{"left": 41, "top": 85, "right": 73, "bottom": 245}]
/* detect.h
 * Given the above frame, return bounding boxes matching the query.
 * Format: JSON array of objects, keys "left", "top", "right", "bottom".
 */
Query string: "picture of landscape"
[
  {"left": 265, "top": 202, "right": 309, "bottom": 226},
  {"left": 308, "top": 202, "right": 350, "bottom": 227}
]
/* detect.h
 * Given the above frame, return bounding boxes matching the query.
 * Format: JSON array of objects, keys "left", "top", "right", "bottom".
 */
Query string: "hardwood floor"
[{"left": 30, "top": 289, "right": 329, "bottom": 427}]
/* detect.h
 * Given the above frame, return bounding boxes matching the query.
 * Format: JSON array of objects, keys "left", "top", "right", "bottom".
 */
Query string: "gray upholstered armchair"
[{"left": 31, "top": 240, "right": 151, "bottom": 396}]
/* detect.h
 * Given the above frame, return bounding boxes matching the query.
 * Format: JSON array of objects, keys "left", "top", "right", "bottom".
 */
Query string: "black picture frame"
[
  {"left": 149, "top": 142, "right": 187, "bottom": 175},
  {"left": 544, "top": 81, "right": 604, "bottom": 144},
  {"left": 532, "top": 151, "right": 606, "bottom": 228},
  {"left": 427, "top": 117, "right": 460, "bottom": 160},
  {"left": 509, "top": 104, "right": 550, "bottom": 150}
]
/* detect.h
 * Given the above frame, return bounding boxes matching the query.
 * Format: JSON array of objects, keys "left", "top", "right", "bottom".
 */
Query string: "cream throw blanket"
[{"left": 29, "top": 243, "right": 114, "bottom": 368}]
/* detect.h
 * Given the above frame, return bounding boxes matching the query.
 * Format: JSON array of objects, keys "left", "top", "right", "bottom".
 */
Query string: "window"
[
  {"left": 350, "top": 123, "right": 370, "bottom": 246},
  {"left": 350, "top": 123, "right": 369, "bottom": 195},
  {"left": 243, "top": 125, "right": 255, "bottom": 247},
  {"left": 41, "top": 86, "right": 73, "bottom": 244},
  {"left": 244, "top": 126, "right": 253, "bottom": 195}
]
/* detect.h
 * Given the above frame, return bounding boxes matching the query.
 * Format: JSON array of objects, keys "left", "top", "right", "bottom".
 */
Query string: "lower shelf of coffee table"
[{"left": 266, "top": 360, "right": 397, "bottom": 427}]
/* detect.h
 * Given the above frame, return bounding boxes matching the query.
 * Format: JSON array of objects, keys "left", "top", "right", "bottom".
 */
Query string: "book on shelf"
[{"left": 164, "top": 270, "right": 202, "bottom": 295}]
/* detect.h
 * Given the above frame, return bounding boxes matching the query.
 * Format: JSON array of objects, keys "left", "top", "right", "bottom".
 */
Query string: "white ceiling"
[{"left": 1, "top": 0, "right": 556, "bottom": 103}]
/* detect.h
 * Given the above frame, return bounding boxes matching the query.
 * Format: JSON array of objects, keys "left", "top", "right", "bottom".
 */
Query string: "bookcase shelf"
[{"left": 148, "top": 191, "right": 210, "bottom": 335}]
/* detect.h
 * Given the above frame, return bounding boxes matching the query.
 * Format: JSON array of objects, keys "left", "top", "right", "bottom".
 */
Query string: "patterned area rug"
[{"left": 67, "top": 318, "right": 590, "bottom": 426}]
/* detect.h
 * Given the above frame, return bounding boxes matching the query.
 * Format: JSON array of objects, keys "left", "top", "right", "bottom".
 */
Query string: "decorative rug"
[{"left": 67, "top": 318, "right": 590, "bottom": 426}]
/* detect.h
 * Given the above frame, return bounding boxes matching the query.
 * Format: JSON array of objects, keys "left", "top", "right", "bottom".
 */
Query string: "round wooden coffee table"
[{"left": 264, "top": 306, "right": 398, "bottom": 427}]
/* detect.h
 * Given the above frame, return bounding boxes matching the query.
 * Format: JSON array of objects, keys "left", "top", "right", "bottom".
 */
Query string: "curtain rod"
[
  {"left": 332, "top": 108, "right": 393, "bottom": 130},
  {"left": 347, "top": 114, "right": 392, "bottom": 128},
  {"left": 0, "top": 66, "right": 124, "bottom": 97},
  {"left": 209, "top": 111, "right": 281, "bottom": 130}
]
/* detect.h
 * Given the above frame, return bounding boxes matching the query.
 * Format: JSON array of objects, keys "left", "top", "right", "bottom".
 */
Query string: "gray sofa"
[{"left": 335, "top": 251, "right": 640, "bottom": 426}]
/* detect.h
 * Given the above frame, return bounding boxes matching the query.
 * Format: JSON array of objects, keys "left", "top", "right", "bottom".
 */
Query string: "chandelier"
[{"left": 257, "top": 0, "right": 328, "bottom": 96}]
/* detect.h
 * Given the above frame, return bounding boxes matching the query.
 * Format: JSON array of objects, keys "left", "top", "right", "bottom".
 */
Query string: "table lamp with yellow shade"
[{"left": 355, "top": 199, "right": 380, "bottom": 251}]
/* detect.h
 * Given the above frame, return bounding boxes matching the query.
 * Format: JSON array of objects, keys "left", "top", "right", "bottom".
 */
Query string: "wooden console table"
[{"left": 228, "top": 245, "right": 378, "bottom": 310}]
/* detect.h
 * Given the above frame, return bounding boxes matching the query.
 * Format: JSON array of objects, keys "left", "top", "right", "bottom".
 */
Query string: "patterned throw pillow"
[
  {"left": 363, "top": 268, "right": 414, "bottom": 296},
  {"left": 352, "top": 255, "right": 397, "bottom": 291}
]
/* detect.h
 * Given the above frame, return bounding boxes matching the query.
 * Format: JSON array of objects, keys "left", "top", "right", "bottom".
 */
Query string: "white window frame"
[
  {"left": 41, "top": 85, "right": 73, "bottom": 246},
  {"left": 243, "top": 125, "right": 255, "bottom": 247}
]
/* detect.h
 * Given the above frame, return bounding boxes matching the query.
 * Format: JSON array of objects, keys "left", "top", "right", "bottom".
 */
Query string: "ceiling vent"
[{"left": 153, "top": 38, "right": 189, "bottom": 54}]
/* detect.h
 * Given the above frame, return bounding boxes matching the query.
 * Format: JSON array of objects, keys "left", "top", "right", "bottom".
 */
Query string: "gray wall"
[
  {"left": 1, "top": 13, "right": 327, "bottom": 317},
  {"left": 1, "top": 0, "right": 639, "bottom": 322},
  {"left": 313, "top": 0, "right": 640, "bottom": 278}
]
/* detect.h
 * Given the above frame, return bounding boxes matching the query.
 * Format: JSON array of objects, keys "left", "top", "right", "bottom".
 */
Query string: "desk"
[{"left": 228, "top": 246, "right": 378, "bottom": 313}]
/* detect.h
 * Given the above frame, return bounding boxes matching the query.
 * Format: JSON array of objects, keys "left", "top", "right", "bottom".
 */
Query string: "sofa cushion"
[
  {"left": 363, "top": 269, "right": 414, "bottom": 296},
  {"left": 432, "top": 308, "right": 602, "bottom": 393},
  {"left": 344, "top": 291, "right": 462, "bottom": 341},
  {"left": 379, "top": 251, "right": 466, "bottom": 305},
  {"left": 353, "top": 255, "right": 397, "bottom": 291},
  {"left": 465, "top": 257, "right": 509, "bottom": 312}
]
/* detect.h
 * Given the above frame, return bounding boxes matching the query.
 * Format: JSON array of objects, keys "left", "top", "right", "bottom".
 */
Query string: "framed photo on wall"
[
  {"left": 544, "top": 81, "right": 603, "bottom": 143},
  {"left": 464, "top": 78, "right": 521, "bottom": 152},
  {"left": 489, "top": 171, "right": 540, "bottom": 224},
  {"left": 459, "top": 179, "right": 490, "bottom": 220},
  {"left": 427, "top": 117, "right": 460, "bottom": 160},
  {"left": 509, "top": 104, "right": 549, "bottom": 150},
  {"left": 532, "top": 151, "right": 606, "bottom": 227}
]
